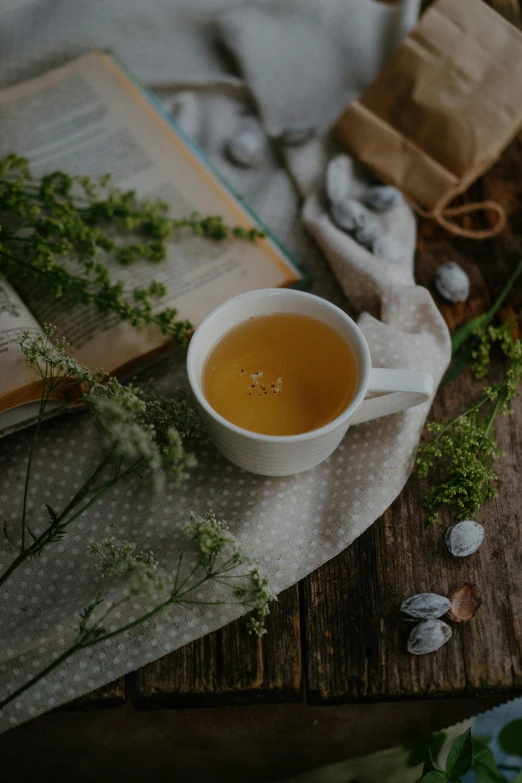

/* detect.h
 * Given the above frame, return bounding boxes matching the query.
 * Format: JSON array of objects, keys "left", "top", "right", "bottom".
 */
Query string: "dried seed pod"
[
  {"left": 373, "top": 236, "right": 407, "bottom": 262},
  {"left": 446, "top": 520, "right": 484, "bottom": 557},
  {"left": 278, "top": 125, "right": 315, "bottom": 147},
  {"left": 325, "top": 155, "right": 352, "bottom": 204},
  {"left": 354, "top": 218, "right": 383, "bottom": 249},
  {"left": 447, "top": 582, "right": 482, "bottom": 622},
  {"left": 435, "top": 261, "right": 470, "bottom": 303},
  {"left": 330, "top": 198, "right": 369, "bottom": 232},
  {"left": 225, "top": 129, "right": 265, "bottom": 168},
  {"left": 407, "top": 619, "right": 452, "bottom": 655},
  {"left": 362, "top": 185, "right": 404, "bottom": 212},
  {"left": 401, "top": 593, "right": 451, "bottom": 620}
]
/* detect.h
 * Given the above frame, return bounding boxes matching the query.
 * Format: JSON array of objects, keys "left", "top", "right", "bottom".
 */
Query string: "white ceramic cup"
[{"left": 187, "top": 289, "right": 433, "bottom": 476}]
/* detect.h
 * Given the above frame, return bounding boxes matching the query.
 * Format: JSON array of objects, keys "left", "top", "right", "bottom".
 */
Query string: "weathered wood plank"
[{"left": 132, "top": 584, "right": 301, "bottom": 707}]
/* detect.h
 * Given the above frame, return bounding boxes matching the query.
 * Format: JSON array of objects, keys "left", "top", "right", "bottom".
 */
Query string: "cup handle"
[{"left": 349, "top": 368, "right": 433, "bottom": 426}]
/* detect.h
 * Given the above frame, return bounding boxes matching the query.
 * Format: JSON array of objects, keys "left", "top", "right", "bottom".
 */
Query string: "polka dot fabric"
[{"left": 0, "top": 90, "right": 450, "bottom": 732}]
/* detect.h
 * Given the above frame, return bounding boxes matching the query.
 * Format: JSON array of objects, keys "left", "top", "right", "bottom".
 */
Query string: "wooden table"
[
  {"left": 2, "top": 1, "right": 522, "bottom": 779},
  {"left": 90, "top": 0, "right": 522, "bottom": 712},
  {"left": 18, "top": 166, "right": 516, "bottom": 779}
]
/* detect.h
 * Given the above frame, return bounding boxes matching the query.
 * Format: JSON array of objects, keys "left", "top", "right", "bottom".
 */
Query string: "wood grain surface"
[{"left": 74, "top": 0, "right": 522, "bottom": 710}]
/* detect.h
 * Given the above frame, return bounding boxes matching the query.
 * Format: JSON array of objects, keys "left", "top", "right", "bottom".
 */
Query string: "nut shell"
[
  {"left": 407, "top": 619, "right": 452, "bottom": 655},
  {"left": 447, "top": 582, "right": 482, "bottom": 622},
  {"left": 446, "top": 520, "right": 484, "bottom": 557},
  {"left": 330, "top": 198, "right": 369, "bottom": 233},
  {"left": 362, "top": 185, "right": 403, "bottom": 212},
  {"left": 435, "top": 261, "right": 470, "bottom": 303},
  {"left": 401, "top": 593, "right": 451, "bottom": 620}
]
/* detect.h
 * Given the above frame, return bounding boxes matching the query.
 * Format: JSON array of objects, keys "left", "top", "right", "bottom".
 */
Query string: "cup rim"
[{"left": 186, "top": 288, "right": 371, "bottom": 443}]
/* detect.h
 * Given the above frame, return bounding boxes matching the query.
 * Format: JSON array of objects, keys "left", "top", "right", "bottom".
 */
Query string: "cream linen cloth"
[{"left": 0, "top": 0, "right": 451, "bottom": 732}]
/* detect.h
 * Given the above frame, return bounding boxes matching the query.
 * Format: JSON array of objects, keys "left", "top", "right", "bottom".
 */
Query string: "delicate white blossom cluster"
[
  {"left": 85, "top": 517, "right": 274, "bottom": 641},
  {"left": 185, "top": 512, "right": 275, "bottom": 635},
  {"left": 88, "top": 537, "right": 165, "bottom": 598},
  {"left": 20, "top": 326, "right": 104, "bottom": 387},
  {"left": 20, "top": 326, "right": 202, "bottom": 490},
  {"left": 87, "top": 380, "right": 199, "bottom": 491},
  {"left": 235, "top": 568, "right": 275, "bottom": 636},
  {"left": 184, "top": 511, "right": 239, "bottom": 562}
]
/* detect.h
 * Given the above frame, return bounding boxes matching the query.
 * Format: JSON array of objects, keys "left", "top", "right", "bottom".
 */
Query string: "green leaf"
[
  {"left": 445, "top": 728, "right": 473, "bottom": 779},
  {"left": 472, "top": 737, "right": 508, "bottom": 783},
  {"left": 420, "top": 772, "right": 446, "bottom": 783},
  {"left": 474, "top": 735, "right": 493, "bottom": 747},
  {"left": 513, "top": 771, "right": 522, "bottom": 783},
  {"left": 45, "top": 503, "right": 59, "bottom": 526},
  {"left": 498, "top": 719, "right": 522, "bottom": 756},
  {"left": 473, "top": 763, "right": 508, "bottom": 783}
]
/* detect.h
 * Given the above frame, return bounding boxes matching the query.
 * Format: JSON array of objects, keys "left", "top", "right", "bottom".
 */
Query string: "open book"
[{"left": 0, "top": 52, "right": 305, "bottom": 437}]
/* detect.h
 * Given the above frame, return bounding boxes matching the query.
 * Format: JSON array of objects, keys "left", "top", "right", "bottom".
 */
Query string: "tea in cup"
[{"left": 187, "top": 289, "right": 432, "bottom": 476}]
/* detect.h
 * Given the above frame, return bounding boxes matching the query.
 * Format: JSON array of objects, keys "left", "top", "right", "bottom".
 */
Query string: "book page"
[
  {"left": 0, "top": 279, "right": 43, "bottom": 403},
  {"left": 0, "top": 52, "right": 301, "bottom": 376}
]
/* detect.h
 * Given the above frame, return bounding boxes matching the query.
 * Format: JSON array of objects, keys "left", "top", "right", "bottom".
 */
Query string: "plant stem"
[
  {"left": 53, "top": 450, "right": 115, "bottom": 524},
  {"left": 0, "top": 541, "right": 40, "bottom": 590},
  {"left": 0, "top": 573, "right": 210, "bottom": 711},
  {"left": 478, "top": 394, "right": 503, "bottom": 450},
  {"left": 0, "top": 458, "right": 143, "bottom": 591},
  {"left": 0, "top": 558, "right": 242, "bottom": 713},
  {"left": 428, "top": 395, "right": 490, "bottom": 445},
  {"left": 0, "top": 645, "right": 82, "bottom": 712},
  {"left": 59, "top": 459, "right": 144, "bottom": 532},
  {"left": 0, "top": 248, "right": 192, "bottom": 343}
]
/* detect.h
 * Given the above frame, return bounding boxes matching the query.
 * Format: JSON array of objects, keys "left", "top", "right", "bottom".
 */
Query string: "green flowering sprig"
[
  {"left": 470, "top": 317, "right": 522, "bottom": 379},
  {"left": 0, "top": 154, "right": 264, "bottom": 345},
  {"left": 1, "top": 326, "right": 207, "bottom": 589},
  {"left": 0, "top": 513, "right": 274, "bottom": 713},
  {"left": 418, "top": 317, "right": 522, "bottom": 523}
]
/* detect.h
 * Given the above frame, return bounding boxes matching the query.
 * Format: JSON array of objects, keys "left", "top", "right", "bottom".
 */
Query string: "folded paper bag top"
[{"left": 331, "top": 0, "right": 522, "bottom": 239}]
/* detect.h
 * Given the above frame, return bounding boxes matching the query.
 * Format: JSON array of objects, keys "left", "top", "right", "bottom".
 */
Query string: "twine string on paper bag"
[{"left": 415, "top": 197, "right": 507, "bottom": 240}]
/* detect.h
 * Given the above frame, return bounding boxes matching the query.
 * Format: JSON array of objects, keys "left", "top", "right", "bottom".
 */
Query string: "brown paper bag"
[{"left": 332, "top": 0, "right": 522, "bottom": 239}]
